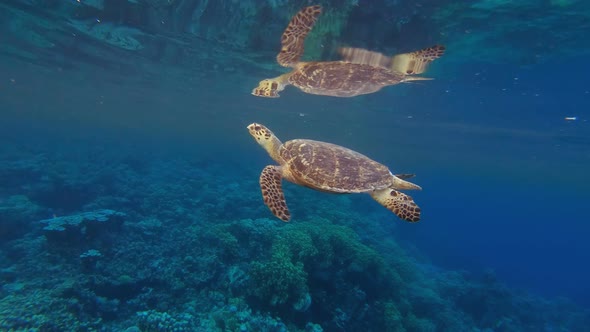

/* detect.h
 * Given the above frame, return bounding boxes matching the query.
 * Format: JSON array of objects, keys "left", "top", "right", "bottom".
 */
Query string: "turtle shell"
[
  {"left": 280, "top": 139, "right": 393, "bottom": 193},
  {"left": 289, "top": 61, "right": 406, "bottom": 97}
]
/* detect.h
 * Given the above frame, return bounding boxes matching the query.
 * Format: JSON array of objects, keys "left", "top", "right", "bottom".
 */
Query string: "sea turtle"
[
  {"left": 252, "top": 5, "right": 445, "bottom": 98},
  {"left": 247, "top": 123, "right": 422, "bottom": 222}
]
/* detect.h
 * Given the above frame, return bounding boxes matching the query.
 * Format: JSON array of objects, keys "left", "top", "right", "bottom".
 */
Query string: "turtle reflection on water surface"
[{"left": 252, "top": 5, "right": 445, "bottom": 98}]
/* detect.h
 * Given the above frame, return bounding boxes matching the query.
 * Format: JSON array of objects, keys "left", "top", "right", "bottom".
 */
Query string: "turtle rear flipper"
[
  {"left": 392, "top": 175, "right": 422, "bottom": 190},
  {"left": 391, "top": 45, "right": 446, "bottom": 75},
  {"left": 338, "top": 47, "right": 392, "bottom": 68},
  {"left": 260, "top": 165, "right": 291, "bottom": 222},
  {"left": 337, "top": 45, "right": 445, "bottom": 76},
  {"left": 277, "top": 5, "right": 322, "bottom": 67},
  {"left": 371, "top": 189, "right": 421, "bottom": 222}
]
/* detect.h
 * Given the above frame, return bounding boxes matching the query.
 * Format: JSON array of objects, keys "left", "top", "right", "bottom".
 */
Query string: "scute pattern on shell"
[
  {"left": 281, "top": 139, "right": 392, "bottom": 192},
  {"left": 289, "top": 62, "right": 406, "bottom": 97}
]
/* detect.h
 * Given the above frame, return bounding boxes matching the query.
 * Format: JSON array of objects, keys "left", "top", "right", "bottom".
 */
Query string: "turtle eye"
[{"left": 254, "top": 125, "right": 261, "bottom": 131}]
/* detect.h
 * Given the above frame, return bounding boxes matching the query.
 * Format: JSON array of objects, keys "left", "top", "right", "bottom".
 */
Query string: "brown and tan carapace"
[
  {"left": 251, "top": 5, "right": 445, "bottom": 98},
  {"left": 247, "top": 123, "right": 422, "bottom": 222}
]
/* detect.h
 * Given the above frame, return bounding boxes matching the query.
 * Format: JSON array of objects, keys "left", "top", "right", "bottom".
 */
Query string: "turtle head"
[
  {"left": 247, "top": 123, "right": 282, "bottom": 161},
  {"left": 252, "top": 78, "right": 285, "bottom": 98},
  {"left": 247, "top": 123, "right": 274, "bottom": 144}
]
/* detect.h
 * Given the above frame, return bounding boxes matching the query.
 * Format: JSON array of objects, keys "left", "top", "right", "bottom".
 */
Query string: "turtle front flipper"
[
  {"left": 277, "top": 5, "right": 322, "bottom": 67},
  {"left": 370, "top": 189, "right": 421, "bottom": 222},
  {"left": 391, "top": 45, "right": 446, "bottom": 75},
  {"left": 260, "top": 165, "right": 291, "bottom": 222},
  {"left": 251, "top": 75, "right": 289, "bottom": 98}
]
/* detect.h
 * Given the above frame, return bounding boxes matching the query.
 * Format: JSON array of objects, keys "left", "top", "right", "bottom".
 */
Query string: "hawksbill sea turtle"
[
  {"left": 251, "top": 5, "right": 446, "bottom": 98},
  {"left": 247, "top": 123, "right": 422, "bottom": 222}
]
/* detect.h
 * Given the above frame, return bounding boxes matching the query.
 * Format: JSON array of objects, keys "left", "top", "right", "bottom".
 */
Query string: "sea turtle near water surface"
[
  {"left": 252, "top": 5, "right": 446, "bottom": 98},
  {"left": 247, "top": 123, "right": 422, "bottom": 222}
]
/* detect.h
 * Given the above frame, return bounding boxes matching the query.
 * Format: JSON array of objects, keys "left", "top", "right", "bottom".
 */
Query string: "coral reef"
[
  {"left": 1, "top": 0, "right": 586, "bottom": 79},
  {"left": 40, "top": 209, "right": 126, "bottom": 243},
  {"left": 432, "top": 1, "right": 590, "bottom": 63},
  {"left": 0, "top": 195, "right": 42, "bottom": 240},
  {"left": 0, "top": 124, "right": 588, "bottom": 331},
  {"left": 1, "top": 1, "right": 590, "bottom": 331}
]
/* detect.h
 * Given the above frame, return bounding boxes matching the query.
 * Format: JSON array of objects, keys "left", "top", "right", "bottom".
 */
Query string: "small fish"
[{"left": 565, "top": 116, "right": 577, "bottom": 121}]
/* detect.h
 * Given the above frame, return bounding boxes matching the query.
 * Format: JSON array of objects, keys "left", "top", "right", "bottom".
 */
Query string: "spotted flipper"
[
  {"left": 390, "top": 45, "right": 445, "bottom": 75},
  {"left": 370, "top": 189, "right": 421, "bottom": 222},
  {"left": 276, "top": 5, "right": 322, "bottom": 67},
  {"left": 338, "top": 45, "right": 444, "bottom": 76},
  {"left": 260, "top": 165, "right": 291, "bottom": 222}
]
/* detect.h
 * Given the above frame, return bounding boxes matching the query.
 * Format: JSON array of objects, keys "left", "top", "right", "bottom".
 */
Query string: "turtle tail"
[{"left": 391, "top": 175, "right": 422, "bottom": 190}]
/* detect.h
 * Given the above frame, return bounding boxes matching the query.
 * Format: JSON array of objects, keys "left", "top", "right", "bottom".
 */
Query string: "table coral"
[{"left": 39, "top": 209, "right": 125, "bottom": 243}]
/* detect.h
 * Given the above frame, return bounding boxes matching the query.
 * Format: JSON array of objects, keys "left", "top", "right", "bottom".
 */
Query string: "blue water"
[{"left": 1, "top": 1, "right": 590, "bottom": 331}]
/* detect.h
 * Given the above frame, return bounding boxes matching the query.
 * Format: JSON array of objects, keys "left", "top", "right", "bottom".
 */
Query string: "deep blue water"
[{"left": 1, "top": 1, "right": 590, "bottom": 331}]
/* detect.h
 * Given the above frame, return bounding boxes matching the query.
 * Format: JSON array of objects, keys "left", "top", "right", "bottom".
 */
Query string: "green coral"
[
  {"left": 383, "top": 301, "right": 406, "bottom": 332},
  {"left": 404, "top": 312, "right": 436, "bottom": 332},
  {"left": 249, "top": 234, "right": 311, "bottom": 306},
  {"left": 274, "top": 226, "right": 318, "bottom": 262},
  {"left": 275, "top": 221, "right": 387, "bottom": 276},
  {"left": 249, "top": 255, "right": 308, "bottom": 306},
  {"left": 298, "top": 222, "right": 385, "bottom": 275},
  {"left": 213, "top": 226, "right": 240, "bottom": 259},
  {"left": 248, "top": 220, "right": 389, "bottom": 307}
]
